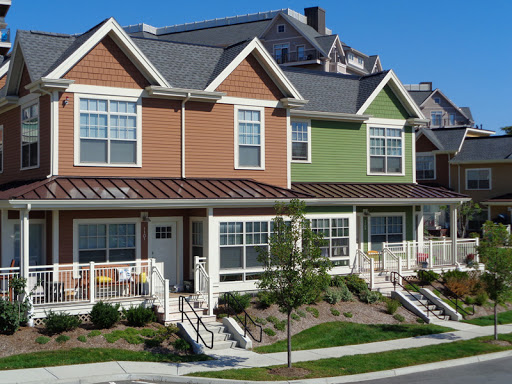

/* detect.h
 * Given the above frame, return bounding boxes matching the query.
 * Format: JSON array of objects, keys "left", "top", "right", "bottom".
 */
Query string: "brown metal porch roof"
[
  {"left": 0, "top": 177, "right": 312, "bottom": 200},
  {"left": 291, "top": 182, "right": 469, "bottom": 200},
  {"left": 484, "top": 194, "right": 512, "bottom": 203}
]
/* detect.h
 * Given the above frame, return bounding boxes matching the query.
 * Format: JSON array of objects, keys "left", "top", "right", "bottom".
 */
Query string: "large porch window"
[
  {"left": 370, "top": 216, "right": 403, "bottom": 251},
  {"left": 311, "top": 218, "right": 350, "bottom": 266},
  {"left": 78, "top": 223, "right": 136, "bottom": 263}
]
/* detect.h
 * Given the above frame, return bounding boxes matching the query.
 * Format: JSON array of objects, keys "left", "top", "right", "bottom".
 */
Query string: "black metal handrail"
[
  {"left": 390, "top": 271, "right": 445, "bottom": 321},
  {"left": 417, "top": 270, "right": 475, "bottom": 317},
  {"left": 224, "top": 292, "right": 263, "bottom": 342},
  {"left": 178, "top": 295, "right": 214, "bottom": 349}
]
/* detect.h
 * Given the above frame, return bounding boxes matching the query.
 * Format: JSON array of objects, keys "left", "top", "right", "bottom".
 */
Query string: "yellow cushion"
[
  {"left": 140, "top": 272, "right": 147, "bottom": 284},
  {"left": 96, "top": 276, "right": 112, "bottom": 283}
]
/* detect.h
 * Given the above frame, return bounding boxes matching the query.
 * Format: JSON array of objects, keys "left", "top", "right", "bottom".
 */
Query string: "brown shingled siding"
[
  {"left": 215, "top": 54, "right": 284, "bottom": 100},
  {"left": 63, "top": 35, "right": 150, "bottom": 89},
  {"left": 0, "top": 95, "right": 51, "bottom": 184},
  {"left": 18, "top": 65, "right": 31, "bottom": 97},
  {"left": 58, "top": 93, "right": 182, "bottom": 177},
  {"left": 0, "top": 74, "right": 6, "bottom": 89},
  {"left": 185, "top": 102, "right": 288, "bottom": 188},
  {"left": 416, "top": 134, "right": 439, "bottom": 152}
]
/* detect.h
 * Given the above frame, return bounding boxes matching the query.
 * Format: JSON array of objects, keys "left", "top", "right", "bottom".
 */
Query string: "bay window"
[
  {"left": 78, "top": 223, "right": 136, "bottom": 263},
  {"left": 21, "top": 102, "right": 39, "bottom": 169},
  {"left": 236, "top": 107, "right": 264, "bottom": 169},
  {"left": 78, "top": 97, "right": 139, "bottom": 165},
  {"left": 369, "top": 127, "right": 403, "bottom": 174}
]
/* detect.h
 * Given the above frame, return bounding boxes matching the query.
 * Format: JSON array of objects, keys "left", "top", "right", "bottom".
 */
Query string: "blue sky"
[{"left": 8, "top": 1, "right": 511, "bottom": 132}]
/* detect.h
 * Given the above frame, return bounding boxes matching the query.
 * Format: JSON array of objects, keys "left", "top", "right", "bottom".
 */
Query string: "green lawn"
[
  {"left": 0, "top": 348, "right": 210, "bottom": 371},
  {"left": 254, "top": 322, "right": 453, "bottom": 353},
  {"left": 464, "top": 310, "right": 512, "bottom": 326},
  {"left": 191, "top": 333, "right": 512, "bottom": 381}
]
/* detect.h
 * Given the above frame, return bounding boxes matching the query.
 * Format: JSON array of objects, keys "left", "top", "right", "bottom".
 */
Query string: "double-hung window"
[
  {"left": 79, "top": 98, "right": 139, "bottom": 165},
  {"left": 21, "top": 102, "right": 39, "bottom": 169},
  {"left": 274, "top": 43, "right": 289, "bottom": 64},
  {"left": 416, "top": 154, "right": 435, "bottom": 180},
  {"left": 291, "top": 120, "right": 310, "bottom": 162},
  {"left": 466, "top": 169, "right": 491, "bottom": 190},
  {"left": 370, "top": 216, "right": 403, "bottom": 251},
  {"left": 311, "top": 218, "right": 350, "bottom": 266},
  {"left": 236, "top": 107, "right": 264, "bottom": 169},
  {"left": 431, "top": 111, "right": 442, "bottom": 127},
  {"left": 78, "top": 223, "right": 136, "bottom": 263},
  {"left": 369, "top": 127, "right": 403, "bottom": 174}
]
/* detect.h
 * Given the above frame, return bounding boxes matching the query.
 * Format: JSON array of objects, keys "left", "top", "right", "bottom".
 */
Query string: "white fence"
[
  {"left": 0, "top": 266, "right": 20, "bottom": 301},
  {"left": 356, "top": 249, "right": 374, "bottom": 289}
]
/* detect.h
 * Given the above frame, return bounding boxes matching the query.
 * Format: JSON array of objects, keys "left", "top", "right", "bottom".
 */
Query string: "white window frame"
[
  {"left": 74, "top": 93, "right": 142, "bottom": 167},
  {"left": 277, "top": 24, "right": 286, "bottom": 33},
  {"left": 431, "top": 111, "right": 442, "bottom": 126},
  {"left": 310, "top": 216, "right": 353, "bottom": 266},
  {"left": 73, "top": 218, "right": 141, "bottom": 263},
  {"left": 234, "top": 105, "right": 265, "bottom": 170},
  {"left": 368, "top": 213, "right": 406, "bottom": 251},
  {"left": 190, "top": 217, "right": 207, "bottom": 277},
  {"left": 20, "top": 100, "right": 40, "bottom": 170},
  {"left": 416, "top": 152, "right": 436, "bottom": 180},
  {"left": 367, "top": 122, "right": 406, "bottom": 176},
  {"left": 0, "top": 125, "right": 3, "bottom": 174},
  {"left": 466, "top": 168, "right": 492, "bottom": 191},
  {"left": 291, "top": 119, "right": 311, "bottom": 163}
]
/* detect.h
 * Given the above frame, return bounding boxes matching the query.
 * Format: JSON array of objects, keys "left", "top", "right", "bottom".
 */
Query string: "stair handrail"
[
  {"left": 383, "top": 247, "right": 402, "bottom": 275},
  {"left": 390, "top": 271, "right": 445, "bottom": 321},
  {"left": 223, "top": 292, "right": 263, "bottom": 342},
  {"left": 178, "top": 295, "right": 214, "bottom": 349},
  {"left": 417, "top": 269, "right": 475, "bottom": 316},
  {"left": 356, "top": 249, "right": 374, "bottom": 289},
  {"left": 151, "top": 263, "right": 169, "bottom": 320},
  {"left": 194, "top": 256, "right": 210, "bottom": 307}
]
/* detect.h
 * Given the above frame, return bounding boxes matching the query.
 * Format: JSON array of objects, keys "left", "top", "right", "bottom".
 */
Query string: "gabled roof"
[
  {"left": 460, "top": 107, "right": 473, "bottom": 122},
  {"left": 315, "top": 35, "right": 338, "bottom": 55},
  {"left": 422, "top": 89, "right": 474, "bottom": 123},
  {"left": 451, "top": 136, "right": 512, "bottom": 164},
  {"left": 417, "top": 128, "right": 467, "bottom": 153},
  {"left": 282, "top": 67, "right": 387, "bottom": 114},
  {"left": 408, "top": 90, "right": 433, "bottom": 106}
]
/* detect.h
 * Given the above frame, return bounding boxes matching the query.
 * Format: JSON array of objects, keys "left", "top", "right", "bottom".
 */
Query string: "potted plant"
[{"left": 466, "top": 253, "right": 475, "bottom": 267}]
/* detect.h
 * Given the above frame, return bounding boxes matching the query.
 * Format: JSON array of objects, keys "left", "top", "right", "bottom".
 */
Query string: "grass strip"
[
  {"left": 463, "top": 310, "right": 512, "bottom": 326},
  {"left": 0, "top": 348, "right": 210, "bottom": 371},
  {"left": 254, "top": 322, "right": 453, "bottom": 353},
  {"left": 191, "top": 333, "right": 512, "bottom": 381}
]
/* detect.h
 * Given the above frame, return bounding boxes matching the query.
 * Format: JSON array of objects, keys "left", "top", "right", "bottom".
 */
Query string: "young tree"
[
  {"left": 479, "top": 221, "right": 512, "bottom": 340},
  {"left": 456, "top": 201, "right": 482, "bottom": 238},
  {"left": 500, "top": 126, "right": 512, "bottom": 135},
  {"left": 257, "top": 199, "right": 332, "bottom": 368}
]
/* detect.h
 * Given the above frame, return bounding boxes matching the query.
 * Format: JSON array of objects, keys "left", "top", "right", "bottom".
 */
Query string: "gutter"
[
  {"left": 291, "top": 109, "right": 371, "bottom": 122},
  {"left": 145, "top": 86, "right": 224, "bottom": 102}
]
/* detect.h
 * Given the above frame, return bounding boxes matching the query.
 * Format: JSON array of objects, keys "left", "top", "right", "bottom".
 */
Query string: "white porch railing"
[
  {"left": 0, "top": 266, "right": 20, "bottom": 301},
  {"left": 356, "top": 249, "right": 374, "bottom": 289},
  {"left": 151, "top": 261, "right": 170, "bottom": 323},
  {"left": 384, "top": 238, "right": 479, "bottom": 270},
  {"left": 194, "top": 256, "right": 213, "bottom": 315}
]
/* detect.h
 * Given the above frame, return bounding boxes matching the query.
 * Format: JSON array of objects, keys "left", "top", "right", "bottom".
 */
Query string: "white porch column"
[
  {"left": 417, "top": 206, "right": 424, "bottom": 250},
  {"left": 20, "top": 208, "right": 30, "bottom": 283},
  {"left": 206, "top": 207, "right": 216, "bottom": 316},
  {"left": 1, "top": 209, "right": 7, "bottom": 267},
  {"left": 52, "top": 210, "right": 59, "bottom": 264},
  {"left": 451, "top": 204, "right": 458, "bottom": 264}
]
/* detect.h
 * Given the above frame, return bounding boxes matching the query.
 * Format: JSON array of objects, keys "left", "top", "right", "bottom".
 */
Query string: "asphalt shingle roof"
[
  {"left": 408, "top": 90, "right": 433, "bottom": 106},
  {"left": 418, "top": 128, "right": 467, "bottom": 152},
  {"left": 315, "top": 35, "right": 337, "bottom": 55},
  {"left": 460, "top": 107, "right": 474, "bottom": 122},
  {"left": 282, "top": 67, "right": 388, "bottom": 114},
  {"left": 452, "top": 136, "right": 512, "bottom": 163}
]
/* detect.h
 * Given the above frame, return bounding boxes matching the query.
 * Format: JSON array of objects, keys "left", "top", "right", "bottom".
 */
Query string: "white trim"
[
  {"left": 204, "top": 38, "right": 303, "bottom": 100},
  {"left": 52, "top": 210, "right": 59, "bottom": 264},
  {"left": 367, "top": 212, "right": 406, "bottom": 251},
  {"left": 17, "top": 92, "right": 40, "bottom": 107},
  {"left": 290, "top": 118, "right": 311, "bottom": 164},
  {"left": 276, "top": 24, "right": 286, "bottom": 33},
  {"left": 412, "top": 128, "right": 416, "bottom": 183},
  {"left": 20, "top": 99, "right": 40, "bottom": 170},
  {"left": 72, "top": 218, "right": 142, "bottom": 263},
  {"left": 357, "top": 70, "right": 424, "bottom": 119},
  {"left": 422, "top": 89, "right": 474, "bottom": 123},
  {"left": 68, "top": 84, "right": 146, "bottom": 98},
  {"left": 0, "top": 210, "right": 8, "bottom": 267},
  {"left": 416, "top": 152, "right": 436, "bottom": 181},
  {"left": 366, "top": 122, "right": 406, "bottom": 177},
  {"left": 291, "top": 109, "right": 370, "bottom": 122},
  {"left": 73, "top": 93, "right": 143, "bottom": 167},
  {"left": 149, "top": 216, "right": 183, "bottom": 287},
  {"left": 0, "top": 61, "right": 8, "bottom": 79},
  {"left": 465, "top": 168, "right": 492, "bottom": 191},
  {"left": 286, "top": 109, "right": 291, "bottom": 189},
  {"left": 190, "top": 217, "right": 207, "bottom": 278},
  {"left": 218, "top": 96, "right": 281, "bottom": 108},
  {"left": 46, "top": 18, "right": 169, "bottom": 87},
  {"left": 234, "top": 105, "right": 265, "bottom": 170},
  {"left": 51, "top": 91, "right": 59, "bottom": 175}
]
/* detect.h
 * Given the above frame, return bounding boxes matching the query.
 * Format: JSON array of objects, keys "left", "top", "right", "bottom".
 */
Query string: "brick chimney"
[{"left": 304, "top": 6, "right": 326, "bottom": 34}]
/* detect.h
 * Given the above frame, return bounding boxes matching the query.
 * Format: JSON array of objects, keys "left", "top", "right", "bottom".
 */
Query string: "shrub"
[
  {"left": 291, "top": 313, "right": 300, "bottom": 321},
  {"left": 145, "top": 338, "right": 162, "bottom": 348},
  {"left": 263, "top": 327, "right": 276, "bottom": 336},
  {"left": 324, "top": 287, "right": 343, "bottom": 304},
  {"left": 330, "top": 308, "right": 340, "bottom": 316},
  {"left": 344, "top": 274, "right": 369, "bottom": 296},
  {"left": 140, "top": 328, "right": 157, "bottom": 338},
  {"left": 386, "top": 299, "right": 401, "bottom": 315},
  {"left": 416, "top": 317, "right": 425, "bottom": 324},
  {"left": 90, "top": 301, "right": 120, "bottom": 329},
  {"left": 339, "top": 283, "right": 354, "bottom": 302},
  {"left": 44, "top": 310, "right": 81, "bottom": 335},
  {"left": 255, "top": 317, "right": 267, "bottom": 325},
  {"left": 404, "top": 283, "right": 420, "bottom": 292},
  {"left": 55, "top": 334, "right": 70, "bottom": 344},
  {"left": 418, "top": 270, "right": 440, "bottom": 284},
  {"left": 0, "top": 298, "right": 25, "bottom": 335},
  {"left": 393, "top": 314, "right": 405, "bottom": 322},
  {"left": 104, "top": 328, "right": 144, "bottom": 344},
  {"left": 217, "top": 313, "right": 228, "bottom": 319},
  {"left": 220, "top": 292, "right": 252, "bottom": 313},
  {"left": 87, "top": 330, "right": 101, "bottom": 338},
  {"left": 296, "top": 309, "right": 307, "bottom": 318},
  {"left": 475, "top": 292, "right": 489, "bottom": 306},
  {"left": 360, "top": 290, "right": 382, "bottom": 304},
  {"left": 257, "top": 291, "right": 275, "bottom": 309},
  {"left": 274, "top": 320, "right": 286, "bottom": 331},
  {"left": 35, "top": 336, "right": 50, "bottom": 345},
  {"left": 123, "top": 305, "right": 156, "bottom": 327},
  {"left": 266, "top": 315, "right": 279, "bottom": 324},
  {"left": 465, "top": 296, "right": 476, "bottom": 305},
  {"left": 173, "top": 338, "right": 190, "bottom": 352},
  {"left": 330, "top": 275, "right": 346, "bottom": 287},
  {"left": 77, "top": 335, "right": 87, "bottom": 343},
  {"left": 306, "top": 306, "right": 319, "bottom": 318},
  {"left": 343, "top": 312, "right": 353, "bottom": 318}
]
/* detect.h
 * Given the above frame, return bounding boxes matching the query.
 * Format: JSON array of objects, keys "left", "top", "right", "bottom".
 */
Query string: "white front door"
[{"left": 149, "top": 221, "right": 178, "bottom": 285}]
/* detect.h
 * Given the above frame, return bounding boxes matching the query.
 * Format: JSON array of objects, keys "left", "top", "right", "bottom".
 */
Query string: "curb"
[{"left": 13, "top": 349, "right": 512, "bottom": 384}]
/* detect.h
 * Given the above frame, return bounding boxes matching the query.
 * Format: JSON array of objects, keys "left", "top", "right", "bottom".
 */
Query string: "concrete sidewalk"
[{"left": 1, "top": 322, "right": 511, "bottom": 384}]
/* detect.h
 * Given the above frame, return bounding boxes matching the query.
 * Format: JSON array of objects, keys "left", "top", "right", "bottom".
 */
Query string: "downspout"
[
  {"left": 37, "top": 87, "right": 56, "bottom": 178},
  {"left": 181, "top": 93, "right": 191, "bottom": 178}
]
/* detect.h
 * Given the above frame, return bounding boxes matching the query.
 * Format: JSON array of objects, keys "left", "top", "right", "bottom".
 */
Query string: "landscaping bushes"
[
  {"left": 220, "top": 292, "right": 252, "bottom": 313},
  {"left": 359, "top": 290, "right": 382, "bottom": 304},
  {"left": 324, "top": 284, "right": 354, "bottom": 304},
  {"left": 123, "top": 305, "right": 156, "bottom": 327},
  {"left": 90, "top": 301, "right": 120, "bottom": 329},
  {"left": 386, "top": 299, "right": 401, "bottom": 315},
  {"left": 344, "top": 275, "right": 369, "bottom": 297},
  {"left": 256, "top": 291, "right": 275, "bottom": 309},
  {"left": 44, "top": 311, "right": 81, "bottom": 335},
  {"left": 0, "top": 298, "right": 26, "bottom": 335}
]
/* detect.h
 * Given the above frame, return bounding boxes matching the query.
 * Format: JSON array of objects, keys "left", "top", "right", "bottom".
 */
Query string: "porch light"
[
  {"left": 363, "top": 209, "right": 371, "bottom": 217},
  {"left": 141, "top": 212, "right": 151, "bottom": 222}
]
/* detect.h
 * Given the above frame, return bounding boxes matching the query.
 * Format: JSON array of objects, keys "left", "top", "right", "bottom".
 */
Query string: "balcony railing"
[{"left": 273, "top": 49, "right": 320, "bottom": 64}]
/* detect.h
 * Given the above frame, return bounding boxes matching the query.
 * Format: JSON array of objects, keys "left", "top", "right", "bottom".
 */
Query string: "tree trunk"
[
  {"left": 494, "top": 301, "right": 498, "bottom": 341},
  {"left": 287, "top": 310, "right": 292, "bottom": 368}
]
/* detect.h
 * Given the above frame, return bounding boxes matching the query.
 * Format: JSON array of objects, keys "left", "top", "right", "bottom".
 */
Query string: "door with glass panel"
[{"left": 149, "top": 222, "right": 178, "bottom": 285}]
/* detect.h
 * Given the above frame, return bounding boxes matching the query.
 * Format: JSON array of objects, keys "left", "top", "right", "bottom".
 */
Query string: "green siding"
[
  {"left": 306, "top": 206, "right": 353, "bottom": 214},
  {"left": 365, "top": 85, "right": 409, "bottom": 119},
  {"left": 358, "top": 206, "right": 414, "bottom": 247},
  {"left": 291, "top": 120, "right": 413, "bottom": 183}
]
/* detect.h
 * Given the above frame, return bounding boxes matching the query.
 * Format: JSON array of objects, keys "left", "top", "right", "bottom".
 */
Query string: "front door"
[{"left": 149, "top": 221, "right": 178, "bottom": 286}]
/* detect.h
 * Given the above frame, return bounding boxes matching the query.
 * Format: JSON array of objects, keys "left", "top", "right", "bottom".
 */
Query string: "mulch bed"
[{"left": 269, "top": 367, "right": 310, "bottom": 377}]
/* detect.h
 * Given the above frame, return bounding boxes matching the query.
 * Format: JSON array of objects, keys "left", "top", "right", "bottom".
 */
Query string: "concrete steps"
[{"left": 179, "top": 321, "right": 238, "bottom": 352}]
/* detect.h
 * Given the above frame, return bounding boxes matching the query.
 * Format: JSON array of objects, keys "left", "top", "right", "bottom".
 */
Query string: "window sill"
[
  {"left": 20, "top": 165, "right": 40, "bottom": 171},
  {"left": 291, "top": 160, "right": 312, "bottom": 164},
  {"left": 74, "top": 163, "right": 142, "bottom": 168},
  {"left": 234, "top": 166, "right": 265, "bottom": 171},
  {"left": 367, "top": 172, "right": 405, "bottom": 177}
]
